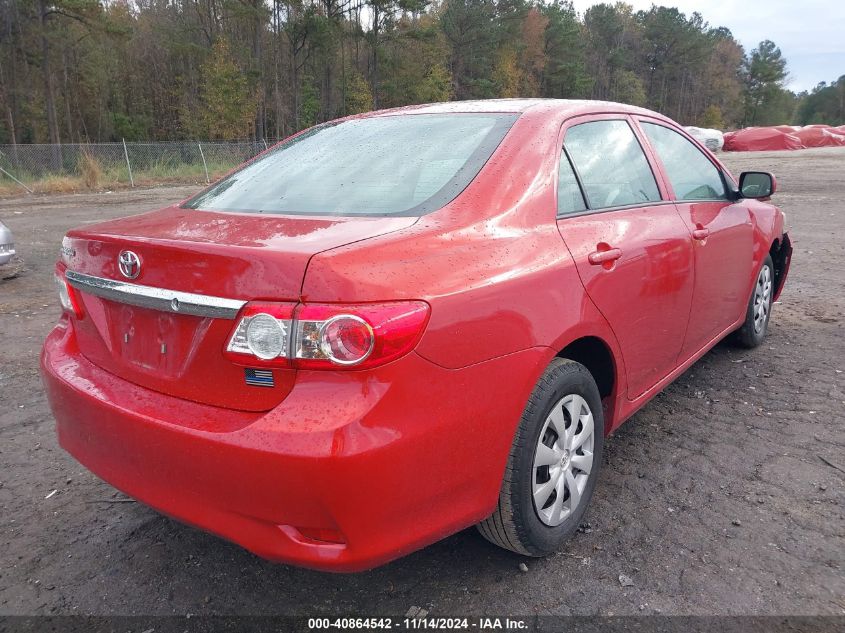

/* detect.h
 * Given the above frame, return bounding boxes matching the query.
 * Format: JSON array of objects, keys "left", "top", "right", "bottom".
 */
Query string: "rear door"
[
  {"left": 555, "top": 115, "right": 694, "bottom": 399},
  {"left": 636, "top": 119, "right": 753, "bottom": 360}
]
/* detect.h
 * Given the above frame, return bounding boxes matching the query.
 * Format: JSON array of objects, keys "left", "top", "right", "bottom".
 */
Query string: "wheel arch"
[
  {"left": 769, "top": 233, "right": 792, "bottom": 301},
  {"left": 555, "top": 335, "right": 620, "bottom": 434}
]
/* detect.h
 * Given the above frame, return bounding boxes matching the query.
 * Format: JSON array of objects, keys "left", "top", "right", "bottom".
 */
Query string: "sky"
[{"left": 570, "top": 0, "right": 845, "bottom": 92}]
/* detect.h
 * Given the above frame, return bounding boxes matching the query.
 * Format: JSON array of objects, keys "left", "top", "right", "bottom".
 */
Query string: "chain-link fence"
[{"left": 0, "top": 140, "right": 276, "bottom": 192}]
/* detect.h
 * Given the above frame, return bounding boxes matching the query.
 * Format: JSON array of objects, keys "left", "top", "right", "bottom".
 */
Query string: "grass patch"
[
  {"left": 33, "top": 175, "right": 84, "bottom": 194},
  {"left": 0, "top": 181, "right": 24, "bottom": 196},
  {"left": 0, "top": 160, "right": 240, "bottom": 197},
  {"left": 78, "top": 150, "right": 103, "bottom": 190}
]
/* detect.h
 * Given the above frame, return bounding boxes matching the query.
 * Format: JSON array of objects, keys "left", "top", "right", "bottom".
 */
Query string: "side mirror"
[{"left": 738, "top": 171, "right": 776, "bottom": 199}]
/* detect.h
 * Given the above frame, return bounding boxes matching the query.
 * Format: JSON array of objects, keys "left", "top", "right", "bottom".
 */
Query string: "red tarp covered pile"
[
  {"left": 723, "top": 125, "right": 845, "bottom": 151},
  {"left": 795, "top": 125, "right": 845, "bottom": 148}
]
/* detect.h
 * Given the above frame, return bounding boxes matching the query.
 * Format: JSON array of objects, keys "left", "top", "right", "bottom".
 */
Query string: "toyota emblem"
[{"left": 118, "top": 250, "right": 141, "bottom": 279}]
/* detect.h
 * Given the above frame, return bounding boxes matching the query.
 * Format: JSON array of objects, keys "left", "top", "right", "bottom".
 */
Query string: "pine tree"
[{"left": 743, "top": 40, "right": 790, "bottom": 125}]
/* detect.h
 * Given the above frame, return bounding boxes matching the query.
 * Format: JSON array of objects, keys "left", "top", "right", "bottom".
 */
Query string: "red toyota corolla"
[{"left": 41, "top": 100, "right": 791, "bottom": 571}]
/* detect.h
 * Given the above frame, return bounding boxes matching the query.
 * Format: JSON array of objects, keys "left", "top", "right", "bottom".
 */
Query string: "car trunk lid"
[{"left": 62, "top": 206, "right": 416, "bottom": 411}]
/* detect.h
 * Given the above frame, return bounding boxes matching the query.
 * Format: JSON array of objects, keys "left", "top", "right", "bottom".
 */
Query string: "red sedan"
[{"left": 41, "top": 100, "right": 792, "bottom": 571}]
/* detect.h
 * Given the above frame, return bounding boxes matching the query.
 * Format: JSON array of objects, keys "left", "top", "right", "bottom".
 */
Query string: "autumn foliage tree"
[
  {"left": 186, "top": 38, "right": 258, "bottom": 139},
  {"left": 344, "top": 69, "right": 374, "bottom": 114}
]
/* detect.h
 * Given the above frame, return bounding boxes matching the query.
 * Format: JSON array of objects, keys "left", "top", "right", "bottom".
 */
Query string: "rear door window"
[
  {"left": 564, "top": 120, "right": 661, "bottom": 210},
  {"left": 641, "top": 122, "right": 728, "bottom": 201},
  {"left": 557, "top": 151, "right": 587, "bottom": 216}
]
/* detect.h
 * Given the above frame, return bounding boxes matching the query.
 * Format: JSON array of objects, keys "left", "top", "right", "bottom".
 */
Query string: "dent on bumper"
[{"left": 41, "top": 320, "right": 545, "bottom": 571}]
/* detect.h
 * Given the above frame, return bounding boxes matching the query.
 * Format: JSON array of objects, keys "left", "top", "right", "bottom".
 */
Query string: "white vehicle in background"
[
  {"left": 685, "top": 126, "right": 725, "bottom": 152},
  {"left": 0, "top": 221, "right": 15, "bottom": 266}
]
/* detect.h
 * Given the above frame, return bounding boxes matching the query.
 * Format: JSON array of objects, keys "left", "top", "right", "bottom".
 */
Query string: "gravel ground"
[{"left": 0, "top": 149, "right": 843, "bottom": 617}]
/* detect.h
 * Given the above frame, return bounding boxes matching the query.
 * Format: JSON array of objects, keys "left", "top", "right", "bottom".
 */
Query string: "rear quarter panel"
[{"left": 301, "top": 106, "right": 626, "bottom": 415}]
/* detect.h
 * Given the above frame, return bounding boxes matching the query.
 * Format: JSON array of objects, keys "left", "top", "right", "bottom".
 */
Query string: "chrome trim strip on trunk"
[{"left": 65, "top": 270, "right": 246, "bottom": 319}]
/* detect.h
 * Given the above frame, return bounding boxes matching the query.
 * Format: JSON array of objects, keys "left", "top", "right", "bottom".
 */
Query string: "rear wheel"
[
  {"left": 733, "top": 254, "right": 774, "bottom": 348},
  {"left": 477, "top": 358, "right": 604, "bottom": 556}
]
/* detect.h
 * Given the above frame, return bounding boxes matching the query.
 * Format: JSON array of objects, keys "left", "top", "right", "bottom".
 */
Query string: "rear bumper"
[{"left": 41, "top": 319, "right": 544, "bottom": 571}]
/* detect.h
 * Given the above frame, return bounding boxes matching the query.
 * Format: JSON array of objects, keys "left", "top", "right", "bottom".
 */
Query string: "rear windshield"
[{"left": 183, "top": 113, "right": 518, "bottom": 217}]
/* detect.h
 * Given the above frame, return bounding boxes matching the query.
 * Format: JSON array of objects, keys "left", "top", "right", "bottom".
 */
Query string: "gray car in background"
[{"left": 0, "top": 220, "right": 15, "bottom": 265}]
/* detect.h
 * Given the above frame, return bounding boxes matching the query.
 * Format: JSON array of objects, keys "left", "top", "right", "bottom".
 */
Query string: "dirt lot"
[{"left": 0, "top": 149, "right": 843, "bottom": 617}]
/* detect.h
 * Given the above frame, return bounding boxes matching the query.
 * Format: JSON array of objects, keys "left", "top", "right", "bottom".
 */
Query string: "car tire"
[
  {"left": 733, "top": 254, "right": 775, "bottom": 349},
  {"left": 477, "top": 358, "right": 604, "bottom": 556}
]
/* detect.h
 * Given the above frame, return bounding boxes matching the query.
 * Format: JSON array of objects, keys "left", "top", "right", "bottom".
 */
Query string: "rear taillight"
[
  {"left": 225, "top": 302, "right": 295, "bottom": 366},
  {"left": 55, "top": 268, "right": 83, "bottom": 317},
  {"left": 294, "top": 302, "right": 429, "bottom": 369},
  {"left": 226, "top": 302, "right": 294, "bottom": 366},
  {"left": 225, "top": 301, "right": 430, "bottom": 370}
]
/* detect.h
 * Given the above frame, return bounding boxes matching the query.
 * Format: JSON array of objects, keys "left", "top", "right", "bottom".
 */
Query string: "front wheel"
[
  {"left": 477, "top": 358, "right": 604, "bottom": 556},
  {"left": 733, "top": 254, "right": 774, "bottom": 348}
]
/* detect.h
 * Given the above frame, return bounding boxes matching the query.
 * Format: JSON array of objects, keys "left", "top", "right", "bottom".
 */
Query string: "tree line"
[{"left": 0, "top": 0, "right": 838, "bottom": 145}]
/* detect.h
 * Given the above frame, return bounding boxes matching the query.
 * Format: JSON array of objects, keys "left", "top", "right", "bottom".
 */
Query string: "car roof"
[{"left": 365, "top": 98, "right": 667, "bottom": 121}]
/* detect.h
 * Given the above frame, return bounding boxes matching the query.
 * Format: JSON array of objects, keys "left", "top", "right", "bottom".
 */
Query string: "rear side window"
[
  {"left": 641, "top": 122, "right": 727, "bottom": 201},
  {"left": 183, "top": 113, "right": 518, "bottom": 217},
  {"left": 564, "top": 120, "right": 661, "bottom": 209}
]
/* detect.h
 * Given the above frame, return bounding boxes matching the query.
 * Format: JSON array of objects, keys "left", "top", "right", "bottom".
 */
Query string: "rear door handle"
[
  {"left": 692, "top": 227, "right": 710, "bottom": 240},
  {"left": 588, "top": 247, "right": 623, "bottom": 265}
]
